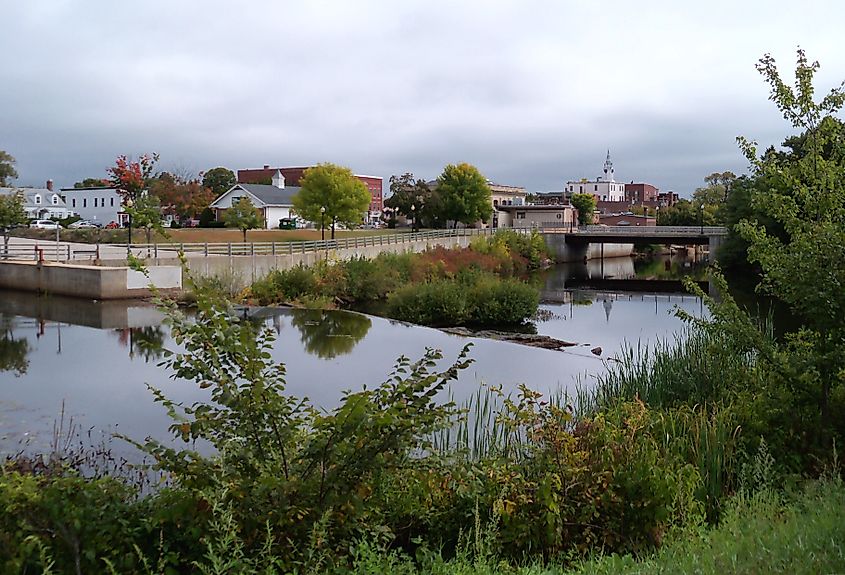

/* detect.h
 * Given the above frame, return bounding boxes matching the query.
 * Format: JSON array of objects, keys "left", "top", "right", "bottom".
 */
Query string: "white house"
[
  {"left": 210, "top": 170, "right": 299, "bottom": 229},
  {"left": 59, "top": 186, "right": 126, "bottom": 226},
  {"left": 565, "top": 151, "right": 626, "bottom": 202},
  {"left": 496, "top": 204, "right": 578, "bottom": 229},
  {"left": 0, "top": 183, "right": 74, "bottom": 220}
]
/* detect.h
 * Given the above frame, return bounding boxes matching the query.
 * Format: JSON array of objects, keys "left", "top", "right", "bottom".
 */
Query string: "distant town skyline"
[{"left": 3, "top": 1, "right": 844, "bottom": 197}]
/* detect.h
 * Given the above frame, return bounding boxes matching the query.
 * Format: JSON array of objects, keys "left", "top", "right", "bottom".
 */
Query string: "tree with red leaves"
[{"left": 107, "top": 153, "right": 159, "bottom": 244}]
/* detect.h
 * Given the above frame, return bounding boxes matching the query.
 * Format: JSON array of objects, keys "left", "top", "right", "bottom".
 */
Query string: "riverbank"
[{"left": 245, "top": 230, "right": 550, "bottom": 328}]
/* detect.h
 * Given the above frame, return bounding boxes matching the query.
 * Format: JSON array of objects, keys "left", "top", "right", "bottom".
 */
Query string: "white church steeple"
[{"left": 602, "top": 149, "right": 615, "bottom": 182}]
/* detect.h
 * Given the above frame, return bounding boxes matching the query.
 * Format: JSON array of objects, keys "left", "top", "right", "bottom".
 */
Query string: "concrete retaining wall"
[
  {"left": 125, "top": 235, "right": 477, "bottom": 289},
  {"left": 0, "top": 261, "right": 181, "bottom": 299}
]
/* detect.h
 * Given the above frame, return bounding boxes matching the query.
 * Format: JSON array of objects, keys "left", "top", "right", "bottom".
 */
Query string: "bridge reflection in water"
[{"left": 539, "top": 254, "right": 709, "bottom": 304}]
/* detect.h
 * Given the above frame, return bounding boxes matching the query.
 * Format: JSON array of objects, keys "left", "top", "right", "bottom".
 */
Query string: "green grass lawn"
[{"left": 343, "top": 478, "right": 845, "bottom": 575}]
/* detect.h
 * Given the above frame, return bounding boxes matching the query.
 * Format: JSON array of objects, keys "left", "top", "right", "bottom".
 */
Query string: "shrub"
[
  {"left": 467, "top": 277, "right": 539, "bottom": 326},
  {"left": 249, "top": 265, "right": 317, "bottom": 305},
  {"left": 386, "top": 280, "right": 469, "bottom": 326}
]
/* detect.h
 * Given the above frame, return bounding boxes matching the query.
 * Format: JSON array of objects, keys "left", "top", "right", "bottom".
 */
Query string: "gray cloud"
[{"left": 2, "top": 1, "right": 844, "bottom": 196}]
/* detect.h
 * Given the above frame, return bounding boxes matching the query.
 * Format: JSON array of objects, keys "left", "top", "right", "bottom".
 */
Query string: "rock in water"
[{"left": 590, "top": 346, "right": 602, "bottom": 356}]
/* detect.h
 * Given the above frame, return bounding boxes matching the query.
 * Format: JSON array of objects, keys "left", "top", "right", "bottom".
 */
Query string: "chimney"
[
  {"left": 46, "top": 179, "right": 54, "bottom": 191},
  {"left": 272, "top": 170, "right": 285, "bottom": 189},
  {"left": 263, "top": 164, "right": 270, "bottom": 170}
]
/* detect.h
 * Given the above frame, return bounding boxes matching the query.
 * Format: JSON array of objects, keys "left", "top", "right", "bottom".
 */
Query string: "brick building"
[
  {"left": 624, "top": 182, "right": 659, "bottom": 203},
  {"left": 237, "top": 165, "right": 383, "bottom": 222}
]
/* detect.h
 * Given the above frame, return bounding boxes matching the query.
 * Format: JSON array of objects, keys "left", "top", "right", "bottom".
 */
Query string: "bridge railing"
[{"left": 536, "top": 224, "right": 728, "bottom": 236}]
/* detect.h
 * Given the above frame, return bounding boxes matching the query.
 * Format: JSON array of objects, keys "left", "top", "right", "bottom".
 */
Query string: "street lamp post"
[
  {"left": 125, "top": 197, "right": 134, "bottom": 255},
  {"left": 411, "top": 204, "right": 416, "bottom": 233},
  {"left": 699, "top": 203, "right": 704, "bottom": 235},
  {"left": 320, "top": 206, "right": 326, "bottom": 241}
]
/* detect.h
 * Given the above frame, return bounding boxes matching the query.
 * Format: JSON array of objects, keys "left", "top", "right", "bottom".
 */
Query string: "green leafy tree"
[
  {"left": 73, "top": 178, "right": 109, "bottom": 188},
  {"left": 198, "top": 206, "right": 215, "bottom": 227},
  {"left": 0, "top": 151, "right": 18, "bottom": 186},
  {"left": 125, "top": 194, "right": 165, "bottom": 246},
  {"left": 292, "top": 163, "right": 371, "bottom": 239},
  {"left": 225, "top": 196, "right": 262, "bottom": 241},
  {"left": 735, "top": 48, "right": 845, "bottom": 437},
  {"left": 385, "top": 174, "right": 444, "bottom": 228},
  {"left": 437, "top": 163, "right": 491, "bottom": 228},
  {"left": 0, "top": 191, "right": 27, "bottom": 256},
  {"left": 202, "top": 167, "right": 236, "bottom": 197},
  {"left": 570, "top": 193, "right": 597, "bottom": 226}
]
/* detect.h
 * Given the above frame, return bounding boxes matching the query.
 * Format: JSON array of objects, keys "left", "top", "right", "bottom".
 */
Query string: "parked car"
[
  {"left": 104, "top": 221, "right": 120, "bottom": 229},
  {"left": 69, "top": 220, "right": 101, "bottom": 229},
  {"left": 29, "top": 219, "right": 62, "bottom": 230}
]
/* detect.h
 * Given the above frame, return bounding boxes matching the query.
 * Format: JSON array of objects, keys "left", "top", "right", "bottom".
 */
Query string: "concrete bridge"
[{"left": 539, "top": 225, "right": 728, "bottom": 262}]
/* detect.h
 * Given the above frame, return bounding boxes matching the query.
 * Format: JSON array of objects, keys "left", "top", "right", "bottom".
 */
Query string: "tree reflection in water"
[
  {"left": 0, "top": 314, "right": 29, "bottom": 376},
  {"left": 290, "top": 309, "right": 372, "bottom": 359},
  {"left": 114, "top": 326, "right": 166, "bottom": 362}
]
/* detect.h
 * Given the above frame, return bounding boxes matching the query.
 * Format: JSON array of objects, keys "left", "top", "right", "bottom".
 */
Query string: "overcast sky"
[{"left": 2, "top": 1, "right": 844, "bottom": 196}]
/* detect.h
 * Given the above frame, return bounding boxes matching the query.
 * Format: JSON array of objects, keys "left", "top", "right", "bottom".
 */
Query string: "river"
[{"left": 0, "top": 254, "right": 706, "bottom": 457}]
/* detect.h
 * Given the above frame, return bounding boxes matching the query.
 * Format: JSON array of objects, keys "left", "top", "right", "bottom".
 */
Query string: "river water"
[{"left": 0, "top": 255, "right": 705, "bottom": 457}]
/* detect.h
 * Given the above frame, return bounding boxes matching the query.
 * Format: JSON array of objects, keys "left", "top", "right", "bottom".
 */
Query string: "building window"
[
  {"left": 34, "top": 194, "right": 41, "bottom": 205},
  {"left": 516, "top": 212, "right": 526, "bottom": 220},
  {"left": 110, "top": 197, "right": 114, "bottom": 207},
  {"left": 101, "top": 197, "right": 105, "bottom": 206},
  {"left": 72, "top": 198, "right": 76, "bottom": 208},
  {"left": 83, "top": 198, "right": 87, "bottom": 208},
  {"left": 94, "top": 198, "right": 98, "bottom": 207},
  {"left": 594, "top": 185, "right": 598, "bottom": 191},
  {"left": 52, "top": 195, "right": 58, "bottom": 205},
  {"left": 493, "top": 199, "right": 499, "bottom": 206}
]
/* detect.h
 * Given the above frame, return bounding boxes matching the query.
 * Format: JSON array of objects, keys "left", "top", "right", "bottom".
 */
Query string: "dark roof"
[{"left": 237, "top": 184, "right": 300, "bottom": 206}]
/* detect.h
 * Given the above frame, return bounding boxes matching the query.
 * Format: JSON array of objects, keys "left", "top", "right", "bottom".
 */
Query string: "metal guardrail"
[
  {"left": 564, "top": 225, "right": 727, "bottom": 236},
  {"left": 0, "top": 226, "right": 725, "bottom": 263},
  {"left": 0, "top": 243, "right": 101, "bottom": 262},
  {"left": 0, "top": 228, "right": 526, "bottom": 262},
  {"left": 122, "top": 228, "right": 522, "bottom": 259}
]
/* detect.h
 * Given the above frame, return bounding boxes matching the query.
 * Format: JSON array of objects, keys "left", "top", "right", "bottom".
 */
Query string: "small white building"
[
  {"left": 1, "top": 183, "right": 74, "bottom": 220},
  {"left": 496, "top": 204, "right": 578, "bottom": 229},
  {"left": 565, "top": 150, "right": 625, "bottom": 202},
  {"left": 59, "top": 186, "right": 126, "bottom": 226},
  {"left": 210, "top": 170, "right": 299, "bottom": 229}
]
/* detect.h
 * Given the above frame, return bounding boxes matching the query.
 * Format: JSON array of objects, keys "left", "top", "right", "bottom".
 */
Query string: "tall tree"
[
  {"left": 0, "top": 191, "right": 27, "bottom": 256},
  {"left": 385, "top": 174, "right": 443, "bottom": 228},
  {"left": 225, "top": 196, "right": 262, "bottom": 242},
  {"left": 292, "top": 163, "right": 371, "bottom": 239},
  {"left": 570, "top": 193, "right": 597, "bottom": 226},
  {"left": 0, "top": 151, "right": 17, "bottom": 186},
  {"left": 436, "top": 163, "right": 491, "bottom": 228},
  {"left": 107, "top": 153, "right": 159, "bottom": 244},
  {"left": 735, "top": 48, "right": 845, "bottom": 427},
  {"left": 125, "top": 194, "right": 165, "bottom": 246},
  {"left": 150, "top": 175, "right": 215, "bottom": 221},
  {"left": 203, "top": 167, "right": 236, "bottom": 197}
]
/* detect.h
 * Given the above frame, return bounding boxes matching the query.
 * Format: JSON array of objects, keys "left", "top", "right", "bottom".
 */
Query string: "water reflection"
[
  {"left": 113, "top": 326, "right": 167, "bottom": 362},
  {"left": 290, "top": 309, "right": 372, "bottom": 359},
  {"left": 0, "top": 315, "right": 29, "bottom": 376}
]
